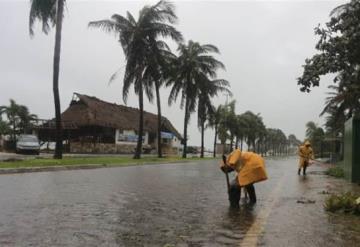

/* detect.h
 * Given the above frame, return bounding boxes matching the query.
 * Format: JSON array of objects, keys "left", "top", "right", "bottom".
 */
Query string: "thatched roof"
[{"left": 60, "top": 93, "right": 182, "bottom": 139}]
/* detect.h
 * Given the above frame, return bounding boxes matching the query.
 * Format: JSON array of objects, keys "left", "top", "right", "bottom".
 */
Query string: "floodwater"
[{"left": 0, "top": 157, "right": 359, "bottom": 246}]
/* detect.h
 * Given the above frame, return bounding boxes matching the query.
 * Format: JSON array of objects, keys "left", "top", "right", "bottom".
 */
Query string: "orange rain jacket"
[
  {"left": 298, "top": 141, "right": 314, "bottom": 168},
  {"left": 223, "top": 149, "right": 268, "bottom": 187}
]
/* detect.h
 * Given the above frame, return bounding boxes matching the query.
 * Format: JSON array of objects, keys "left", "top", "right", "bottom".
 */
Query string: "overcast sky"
[{"left": 0, "top": 0, "right": 345, "bottom": 149}]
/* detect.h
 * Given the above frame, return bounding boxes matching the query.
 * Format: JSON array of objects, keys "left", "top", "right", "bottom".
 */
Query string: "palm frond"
[
  {"left": 88, "top": 19, "right": 121, "bottom": 33},
  {"left": 330, "top": 3, "right": 348, "bottom": 16},
  {"left": 29, "top": 0, "right": 57, "bottom": 36}
]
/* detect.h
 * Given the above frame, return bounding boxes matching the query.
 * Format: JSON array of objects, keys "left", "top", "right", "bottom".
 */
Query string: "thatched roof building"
[
  {"left": 37, "top": 93, "right": 182, "bottom": 154},
  {"left": 61, "top": 93, "right": 181, "bottom": 137}
]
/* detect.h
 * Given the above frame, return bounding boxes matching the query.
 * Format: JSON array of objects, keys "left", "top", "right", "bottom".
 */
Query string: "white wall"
[{"left": 115, "top": 129, "right": 149, "bottom": 145}]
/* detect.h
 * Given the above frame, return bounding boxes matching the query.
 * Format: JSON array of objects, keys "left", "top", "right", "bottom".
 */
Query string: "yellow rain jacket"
[
  {"left": 224, "top": 149, "right": 268, "bottom": 187},
  {"left": 298, "top": 141, "right": 314, "bottom": 168}
]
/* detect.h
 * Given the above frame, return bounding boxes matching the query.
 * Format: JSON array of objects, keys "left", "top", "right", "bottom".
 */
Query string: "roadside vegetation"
[
  {"left": 325, "top": 192, "right": 360, "bottom": 215},
  {"left": 0, "top": 100, "right": 38, "bottom": 141},
  {"left": 0, "top": 156, "right": 215, "bottom": 169},
  {"left": 326, "top": 166, "right": 345, "bottom": 178},
  {"left": 298, "top": 0, "right": 360, "bottom": 160}
]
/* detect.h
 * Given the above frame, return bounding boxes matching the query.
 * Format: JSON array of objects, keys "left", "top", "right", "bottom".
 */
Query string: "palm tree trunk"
[
  {"left": 182, "top": 97, "right": 189, "bottom": 158},
  {"left": 12, "top": 117, "right": 16, "bottom": 142},
  {"left": 235, "top": 136, "right": 239, "bottom": 149},
  {"left": 240, "top": 138, "right": 243, "bottom": 150},
  {"left": 134, "top": 81, "right": 144, "bottom": 159},
  {"left": 53, "top": 0, "right": 64, "bottom": 159},
  {"left": 155, "top": 82, "right": 162, "bottom": 158},
  {"left": 200, "top": 119, "right": 205, "bottom": 158},
  {"left": 213, "top": 125, "right": 218, "bottom": 158}
]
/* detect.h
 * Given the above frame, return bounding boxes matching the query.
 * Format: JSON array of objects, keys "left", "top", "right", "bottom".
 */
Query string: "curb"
[{"left": 0, "top": 159, "right": 204, "bottom": 175}]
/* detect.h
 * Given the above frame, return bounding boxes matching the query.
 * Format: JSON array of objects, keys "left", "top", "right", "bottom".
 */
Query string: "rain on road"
[{"left": 0, "top": 157, "right": 359, "bottom": 246}]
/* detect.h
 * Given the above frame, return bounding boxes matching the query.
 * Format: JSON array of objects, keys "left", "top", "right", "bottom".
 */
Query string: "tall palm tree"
[
  {"left": 89, "top": 0, "right": 182, "bottom": 159},
  {"left": 142, "top": 41, "right": 177, "bottom": 158},
  {"left": 29, "top": 0, "right": 65, "bottom": 159},
  {"left": 197, "top": 75, "right": 230, "bottom": 158},
  {"left": 167, "top": 41, "right": 225, "bottom": 158}
]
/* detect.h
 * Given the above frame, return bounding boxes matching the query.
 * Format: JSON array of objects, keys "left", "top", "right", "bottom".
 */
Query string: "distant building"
[{"left": 36, "top": 93, "right": 182, "bottom": 154}]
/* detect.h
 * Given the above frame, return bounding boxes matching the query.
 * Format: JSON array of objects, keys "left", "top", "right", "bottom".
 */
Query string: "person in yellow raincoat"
[
  {"left": 297, "top": 140, "right": 314, "bottom": 175},
  {"left": 221, "top": 149, "right": 268, "bottom": 207}
]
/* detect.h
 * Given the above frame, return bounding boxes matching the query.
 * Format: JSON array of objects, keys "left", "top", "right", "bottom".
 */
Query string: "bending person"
[{"left": 221, "top": 149, "right": 268, "bottom": 207}]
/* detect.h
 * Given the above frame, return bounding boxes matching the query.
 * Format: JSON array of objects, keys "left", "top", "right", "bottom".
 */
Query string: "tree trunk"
[
  {"left": 53, "top": 0, "right": 64, "bottom": 159},
  {"left": 182, "top": 97, "right": 189, "bottom": 158},
  {"left": 200, "top": 119, "right": 205, "bottom": 158},
  {"left": 12, "top": 120, "right": 16, "bottom": 142},
  {"left": 230, "top": 134, "right": 233, "bottom": 151},
  {"left": 213, "top": 125, "right": 218, "bottom": 158},
  {"left": 155, "top": 82, "right": 162, "bottom": 158},
  {"left": 134, "top": 82, "right": 144, "bottom": 159},
  {"left": 240, "top": 138, "right": 243, "bottom": 150},
  {"left": 235, "top": 136, "right": 239, "bottom": 149}
]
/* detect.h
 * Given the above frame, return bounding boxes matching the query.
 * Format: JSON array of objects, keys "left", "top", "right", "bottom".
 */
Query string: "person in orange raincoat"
[
  {"left": 297, "top": 140, "right": 314, "bottom": 175},
  {"left": 221, "top": 149, "right": 268, "bottom": 207}
]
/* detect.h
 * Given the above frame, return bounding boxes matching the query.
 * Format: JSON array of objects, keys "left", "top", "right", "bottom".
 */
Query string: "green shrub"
[
  {"left": 326, "top": 166, "right": 345, "bottom": 178},
  {"left": 324, "top": 192, "right": 360, "bottom": 215}
]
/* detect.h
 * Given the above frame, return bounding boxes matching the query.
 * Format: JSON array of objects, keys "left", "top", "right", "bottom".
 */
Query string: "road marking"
[{"left": 240, "top": 174, "right": 285, "bottom": 247}]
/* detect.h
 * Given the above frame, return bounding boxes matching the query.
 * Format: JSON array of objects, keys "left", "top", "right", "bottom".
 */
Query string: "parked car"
[{"left": 16, "top": 134, "right": 40, "bottom": 155}]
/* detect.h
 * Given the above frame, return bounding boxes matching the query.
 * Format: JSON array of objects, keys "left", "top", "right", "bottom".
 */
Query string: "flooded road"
[{"left": 0, "top": 157, "right": 359, "bottom": 246}]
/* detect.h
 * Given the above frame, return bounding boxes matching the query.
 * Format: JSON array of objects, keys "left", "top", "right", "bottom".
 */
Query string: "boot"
[
  {"left": 229, "top": 180, "right": 240, "bottom": 208},
  {"left": 246, "top": 184, "right": 256, "bottom": 204},
  {"left": 303, "top": 166, "right": 307, "bottom": 176},
  {"left": 298, "top": 168, "right": 301, "bottom": 175}
]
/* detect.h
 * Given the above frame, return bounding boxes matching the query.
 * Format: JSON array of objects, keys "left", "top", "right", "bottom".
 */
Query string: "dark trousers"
[
  {"left": 229, "top": 179, "right": 256, "bottom": 207},
  {"left": 298, "top": 161, "right": 309, "bottom": 175}
]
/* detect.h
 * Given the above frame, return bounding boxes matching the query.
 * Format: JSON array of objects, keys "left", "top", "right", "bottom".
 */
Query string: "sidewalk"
[{"left": 256, "top": 159, "right": 360, "bottom": 247}]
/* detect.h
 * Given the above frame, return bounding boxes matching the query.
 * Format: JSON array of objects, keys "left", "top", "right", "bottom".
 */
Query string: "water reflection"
[{"left": 0, "top": 158, "right": 359, "bottom": 246}]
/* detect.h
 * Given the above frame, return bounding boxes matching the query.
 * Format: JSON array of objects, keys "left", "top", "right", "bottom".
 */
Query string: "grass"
[
  {"left": 0, "top": 156, "right": 216, "bottom": 169},
  {"left": 324, "top": 192, "right": 360, "bottom": 215},
  {"left": 326, "top": 166, "right": 345, "bottom": 178}
]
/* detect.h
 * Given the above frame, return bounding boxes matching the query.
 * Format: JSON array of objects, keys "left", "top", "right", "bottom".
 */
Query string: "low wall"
[
  {"left": 70, "top": 142, "right": 148, "bottom": 154},
  {"left": 161, "top": 144, "right": 179, "bottom": 155},
  {"left": 69, "top": 142, "right": 180, "bottom": 155}
]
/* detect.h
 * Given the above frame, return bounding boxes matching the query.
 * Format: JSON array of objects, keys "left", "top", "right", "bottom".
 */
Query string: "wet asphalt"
[{"left": 0, "top": 156, "right": 359, "bottom": 246}]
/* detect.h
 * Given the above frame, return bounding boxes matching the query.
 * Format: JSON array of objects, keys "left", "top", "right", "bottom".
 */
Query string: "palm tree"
[
  {"left": 288, "top": 134, "right": 301, "bottom": 154},
  {"left": 235, "top": 113, "right": 249, "bottom": 151},
  {"left": 29, "top": 0, "right": 65, "bottom": 159},
  {"left": 208, "top": 104, "right": 227, "bottom": 157},
  {"left": 142, "top": 42, "right": 177, "bottom": 158},
  {"left": 217, "top": 100, "right": 236, "bottom": 153},
  {"left": 305, "top": 121, "right": 325, "bottom": 155},
  {"left": 0, "top": 99, "right": 38, "bottom": 140},
  {"left": 18, "top": 106, "right": 38, "bottom": 134},
  {"left": 321, "top": 82, "right": 360, "bottom": 137},
  {"left": 197, "top": 76, "right": 230, "bottom": 158},
  {"left": 305, "top": 121, "right": 318, "bottom": 140},
  {"left": 0, "top": 99, "right": 22, "bottom": 141},
  {"left": 167, "top": 41, "right": 225, "bottom": 158},
  {"left": 0, "top": 116, "right": 10, "bottom": 136},
  {"left": 89, "top": 0, "right": 182, "bottom": 159}
]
